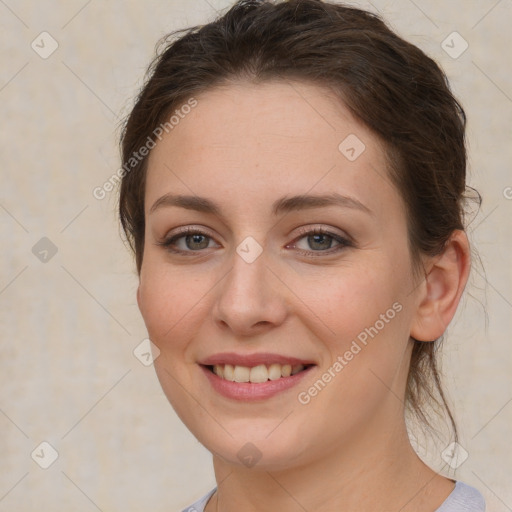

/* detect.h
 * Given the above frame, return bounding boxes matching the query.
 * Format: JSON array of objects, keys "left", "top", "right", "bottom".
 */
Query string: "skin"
[{"left": 137, "top": 80, "right": 470, "bottom": 511}]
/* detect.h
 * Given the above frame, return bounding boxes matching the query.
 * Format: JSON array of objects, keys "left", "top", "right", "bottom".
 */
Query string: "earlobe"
[{"left": 410, "top": 230, "right": 471, "bottom": 342}]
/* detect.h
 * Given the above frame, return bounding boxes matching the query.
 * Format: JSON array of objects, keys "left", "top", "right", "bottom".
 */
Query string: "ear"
[{"left": 410, "top": 230, "right": 471, "bottom": 342}]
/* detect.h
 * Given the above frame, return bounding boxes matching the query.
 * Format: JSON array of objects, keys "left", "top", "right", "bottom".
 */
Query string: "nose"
[{"left": 212, "top": 250, "right": 288, "bottom": 337}]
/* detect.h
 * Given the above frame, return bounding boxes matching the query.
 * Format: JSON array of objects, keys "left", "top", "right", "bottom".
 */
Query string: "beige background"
[{"left": 1, "top": 0, "right": 511, "bottom": 510}]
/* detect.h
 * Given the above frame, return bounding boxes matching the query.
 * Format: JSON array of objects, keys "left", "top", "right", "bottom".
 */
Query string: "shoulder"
[
  {"left": 436, "top": 481, "right": 486, "bottom": 512},
  {"left": 181, "top": 488, "right": 216, "bottom": 512}
]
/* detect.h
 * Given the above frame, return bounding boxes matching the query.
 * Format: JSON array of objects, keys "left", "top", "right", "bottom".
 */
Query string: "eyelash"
[{"left": 157, "top": 226, "right": 353, "bottom": 257}]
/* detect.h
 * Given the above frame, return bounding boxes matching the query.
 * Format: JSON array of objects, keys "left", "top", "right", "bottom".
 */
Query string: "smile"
[{"left": 199, "top": 356, "right": 315, "bottom": 401}]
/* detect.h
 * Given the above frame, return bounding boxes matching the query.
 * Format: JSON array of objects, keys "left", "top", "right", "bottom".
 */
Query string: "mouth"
[{"left": 198, "top": 354, "right": 316, "bottom": 401}]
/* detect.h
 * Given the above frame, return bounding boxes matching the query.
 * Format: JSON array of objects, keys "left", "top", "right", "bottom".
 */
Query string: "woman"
[{"left": 118, "top": 1, "right": 485, "bottom": 510}]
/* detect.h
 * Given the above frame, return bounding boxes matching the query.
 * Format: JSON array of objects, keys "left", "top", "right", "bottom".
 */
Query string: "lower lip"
[{"left": 200, "top": 365, "right": 315, "bottom": 401}]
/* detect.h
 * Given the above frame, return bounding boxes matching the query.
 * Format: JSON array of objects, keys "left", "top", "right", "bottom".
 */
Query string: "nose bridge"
[{"left": 213, "top": 245, "right": 286, "bottom": 334}]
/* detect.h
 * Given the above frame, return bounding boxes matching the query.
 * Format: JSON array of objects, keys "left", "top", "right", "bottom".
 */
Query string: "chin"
[{"left": 186, "top": 417, "right": 311, "bottom": 470}]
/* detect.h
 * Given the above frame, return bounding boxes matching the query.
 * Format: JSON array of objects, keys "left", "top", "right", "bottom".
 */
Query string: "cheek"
[
  {"left": 322, "top": 294, "right": 409, "bottom": 379},
  {"left": 307, "top": 260, "right": 413, "bottom": 395},
  {"left": 138, "top": 259, "right": 214, "bottom": 350},
  {"left": 310, "top": 261, "right": 407, "bottom": 341},
  {"left": 308, "top": 266, "right": 413, "bottom": 405}
]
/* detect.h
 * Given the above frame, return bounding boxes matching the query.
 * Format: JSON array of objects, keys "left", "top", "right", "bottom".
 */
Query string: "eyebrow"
[{"left": 149, "top": 192, "right": 373, "bottom": 217}]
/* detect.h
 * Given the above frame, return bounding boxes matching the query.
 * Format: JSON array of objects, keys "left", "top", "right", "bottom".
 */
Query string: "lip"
[
  {"left": 199, "top": 363, "right": 316, "bottom": 401},
  {"left": 199, "top": 352, "right": 316, "bottom": 367}
]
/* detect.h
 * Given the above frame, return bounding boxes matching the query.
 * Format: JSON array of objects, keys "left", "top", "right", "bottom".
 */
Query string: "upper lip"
[{"left": 199, "top": 352, "right": 316, "bottom": 367}]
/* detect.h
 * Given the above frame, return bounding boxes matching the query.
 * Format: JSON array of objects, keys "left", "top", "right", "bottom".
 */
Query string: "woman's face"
[{"left": 138, "top": 81, "right": 422, "bottom": 469}]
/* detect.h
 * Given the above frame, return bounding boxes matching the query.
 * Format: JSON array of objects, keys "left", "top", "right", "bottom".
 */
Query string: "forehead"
[{"left": 145, "top": 80, "right": 398, "bottom": 218}]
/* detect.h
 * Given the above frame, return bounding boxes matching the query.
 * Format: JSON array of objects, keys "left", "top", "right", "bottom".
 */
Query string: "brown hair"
[{"left": 119, "top": 0, "right": 476, "bottom": 439}]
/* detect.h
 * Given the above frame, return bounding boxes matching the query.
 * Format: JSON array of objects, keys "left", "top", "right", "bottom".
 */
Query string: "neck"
[{"left": 206, "top": 417, "right": 453, "bottom": 512}]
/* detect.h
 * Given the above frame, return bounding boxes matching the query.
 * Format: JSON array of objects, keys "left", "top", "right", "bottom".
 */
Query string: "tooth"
[
  {"left": 291, "top": 364, "right": 304, "bottom": 375},
  {"left": 250, "top": 364, "right": 269, "bottom": 383},
  {"left": 268, "top": 363, "right": 282, "bottom": 381},
  {"left": 223, "top": 364, "right": 235, "bottom": 381},
  {"left": 218, "top": 362, "right": 303, "bottom": 382},
  {"left": 281, "top": 364, "right": 292, "bottom": 377},
  {"left": 234, "top": 365, "right": 250, "bottom": 383}
]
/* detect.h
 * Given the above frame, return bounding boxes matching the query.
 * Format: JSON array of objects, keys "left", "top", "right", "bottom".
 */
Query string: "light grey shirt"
[{"left": 181, "top": 481, "right": 485, "bottom": 511}]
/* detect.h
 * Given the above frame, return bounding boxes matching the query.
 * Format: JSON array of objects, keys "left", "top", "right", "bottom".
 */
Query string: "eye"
[
  {"left": 289, "top": 227, "right": 352, "bottom": 256},
  {"left": 157, "top": 227, "right": 220, "bottom": 254},
  {"left": 157, "top": 225, "right": 352, "bottom": 257}
]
